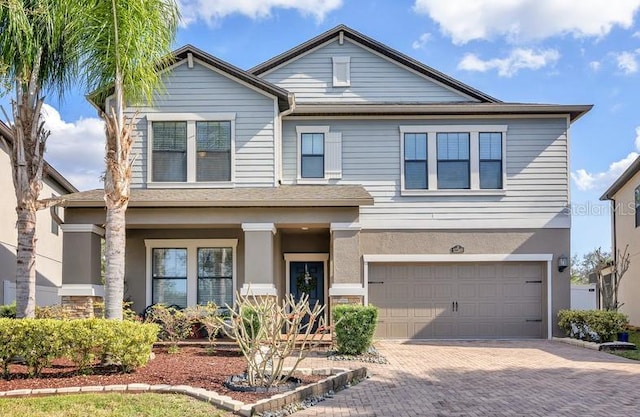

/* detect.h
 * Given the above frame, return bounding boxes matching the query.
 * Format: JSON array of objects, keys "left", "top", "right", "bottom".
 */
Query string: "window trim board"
[
  {"left": 399, "top": 125, "right": 507, "bottom": 195},
  {"left": 147, "top": 114, "right": 236, "bottom": 186},
  {"left": 145, "top": 239, "right": 238, "bottom": 308}
]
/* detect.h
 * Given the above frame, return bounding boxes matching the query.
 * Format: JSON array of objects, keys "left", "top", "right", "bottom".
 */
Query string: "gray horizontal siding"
[
  {"left": 262, "top": 39, "right": 474, "bottom": 104},
  {"left": 127, "top": 61, "right": 276, "bottom": 187},
  {"left": 281, "top": 118, "right": 569, "bottom": 226}
]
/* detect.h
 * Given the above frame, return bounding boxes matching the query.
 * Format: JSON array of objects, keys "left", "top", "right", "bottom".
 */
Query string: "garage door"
[{"left": 368, "top": 262, "right": 544, "bottom": 339}]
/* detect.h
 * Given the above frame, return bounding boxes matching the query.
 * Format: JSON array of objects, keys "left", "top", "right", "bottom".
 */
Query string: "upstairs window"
[
  {"left": 196, "top": 121, "right": 231, "bottom": 182},
  {"left": 148, "top": 113, "right": 235, "bottom": 185},
  {"left": 301, "top": 133, "right": 324, "bottom": 178},
  {"left": 437, "top": 132, "right": 470, "bottom": 189},
  {"left": 296, "top": 126, "right": 342, "bottom": 181},
  {"left": 400, "top": 125, "right": 507, "bottom": 194},
  {"left": 332, "top": 56, "right": 351, "bottom": 87},
  {"left": 404, "top": 133, "right": 428, "bottom": 189},
  {"left": 479, "top": 132, "right": 503, "bottom": 189},
  {"left": 152, "top": 122, "right": 187, "bottom": 182}
]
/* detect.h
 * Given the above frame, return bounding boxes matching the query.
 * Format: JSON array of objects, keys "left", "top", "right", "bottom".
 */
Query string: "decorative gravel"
[{"left": 326, "top": 346, "right": 389, "bottom": 364}]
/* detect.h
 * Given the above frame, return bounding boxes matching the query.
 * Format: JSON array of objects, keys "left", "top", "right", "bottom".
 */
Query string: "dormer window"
[{"left": 332, "top": 56, "right": 350, "bottom": 87}]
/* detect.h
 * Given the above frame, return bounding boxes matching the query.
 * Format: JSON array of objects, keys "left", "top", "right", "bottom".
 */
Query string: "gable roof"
[
  {"left": 249, "top": 24, "right": 500, "bottom": 103},
  {"left": 0, "top": 121, "right": 78, "bottom": 194},
  {"left": 89, "top": 45, "right": 295, "bottom": 113},
  {"left": 600, "top": 155, "right": 640, "bottom": 200}
]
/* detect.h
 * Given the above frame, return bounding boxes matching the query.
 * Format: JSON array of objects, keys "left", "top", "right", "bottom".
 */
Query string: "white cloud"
[
  {"left": 177, "top": 0, "right": 342, "bottom": 26},
  {"left": 41, "top": 104, "right": 105, "bottom": 191},
  {"left": 412, "top": 32, "right": 432, "bottom": 49},
  {"left": 589, "top": 61, "right": 601, "bottom": 71},
  {"left": 572, "top": 152, "right": 639, "bottom": 191},
  {"left": 572, "top": 126, "right": 640, "bottom": 191},
  {"left": 615, "top": 50, "right": 639, "bottom": 74},
  {"left": 413, "top": 0, "right": 640, "bottom": 44},
  {"left": 457, "top": 48, "right": 560, "bottom": 77}
]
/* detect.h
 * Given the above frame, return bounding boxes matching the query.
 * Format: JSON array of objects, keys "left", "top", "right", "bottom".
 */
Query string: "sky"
[{"left": 2, "top": 0, "right": 640, "bottom": 258}]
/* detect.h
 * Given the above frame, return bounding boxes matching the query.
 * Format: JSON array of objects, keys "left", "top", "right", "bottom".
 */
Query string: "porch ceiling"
[{"left": 62, "top": 185, "right": 373, "bottom": 208}]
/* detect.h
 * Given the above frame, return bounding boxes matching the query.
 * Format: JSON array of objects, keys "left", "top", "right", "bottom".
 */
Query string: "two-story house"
[
  {"left": 600, "top": 156, "right": 640, "bottom": 326},
  {"left": 0, "top": 121, "right": 78, "bottom": 306},
  {"left": 60, "top": 25, "right": 591, "bottom": 339}
]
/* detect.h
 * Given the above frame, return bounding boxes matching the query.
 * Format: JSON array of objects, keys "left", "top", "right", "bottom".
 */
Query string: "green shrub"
[
  {"left": 0, "top": 318, "right": 18, "bottom": 377},
  {"left": 184, "top": 303, "right": 223, "bottom": 343},
  {"left": 0, "top": 303, "right": 16, "bottom": 318},
  {"left": 103, "top": 321, "right": 159, "bottom": 372},
  {"left": 143, "top": 304, "right": 191, "bottom": 347},
  {"left": 333, "top": 305, "right": 379, "bottom": 355},
  {"left": 558, "top": 309, "right": 629, "bottom": 342},
  {"left": 0, "top": 318, "right": 158, "bottom": 377},
  {"left": 240, "top": 305, "right": 261, "bottom": 341},
  {"left": 12, "top": 319, "right": 69, "bottom": 376}
]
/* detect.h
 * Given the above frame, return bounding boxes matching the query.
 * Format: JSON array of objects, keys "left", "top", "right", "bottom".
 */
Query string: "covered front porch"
[{"left": 59, "top": 186, "right": 372, "bottom": 319}]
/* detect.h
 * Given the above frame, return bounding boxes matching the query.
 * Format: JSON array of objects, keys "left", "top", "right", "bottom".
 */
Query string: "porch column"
[
  {"left": 329, "top": 222, "right": 365, "bottom": 306},
  {"left": 59, "top": 224, "right": 104, "bottom": 318},
  {"left": 241, "top": 223, "right": 277, "bottom": 297}
]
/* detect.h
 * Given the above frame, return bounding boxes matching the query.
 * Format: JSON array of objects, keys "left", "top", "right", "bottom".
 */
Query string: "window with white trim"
[
  {"left": 147, "top": 113, "right": 235, "bottom": 186},
  {"left": 332, "top": 56, "right": 350, "bottom": 87},
  {"left": 437, "top": 132, "right": 470, "bottom": 189},
  {"left": 400, "top": 125, "right": 507, "bottom": 194},
  {"left": 146, "top": 239, "right": 237, "bottom": 308},
  {"left": 296, "top": 126, "right": 342, "bottom": 181},
  {"left": 404, "top": 133, "right": 427, "bottom": 189},
  {"left": 479, "top": 132, "right": 503, "bottom": 189}
]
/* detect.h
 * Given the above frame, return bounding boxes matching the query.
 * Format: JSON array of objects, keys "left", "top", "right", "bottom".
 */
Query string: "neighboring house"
[
  {"left": 0, "top": 120, "right": 78, "bottom": 306},
  {"left": 600, "top": 156, "right": 640, "bottom": 325},
  {"left": 60, "top": 25, "right": 591, "bottom": 339}
]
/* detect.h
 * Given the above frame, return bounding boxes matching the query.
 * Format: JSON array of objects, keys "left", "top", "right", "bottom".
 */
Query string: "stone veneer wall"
[{"left": 61, "top": 296, "right": 103, "bottom": 318}]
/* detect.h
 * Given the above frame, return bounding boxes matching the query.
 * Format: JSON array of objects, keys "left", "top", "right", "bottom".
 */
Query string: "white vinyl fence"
[
  {"left": 570, "top": 283, "right": 597, "bottom": 310},
  {"left": 3, "top": 280, "right": 60, "bottom": 306}
]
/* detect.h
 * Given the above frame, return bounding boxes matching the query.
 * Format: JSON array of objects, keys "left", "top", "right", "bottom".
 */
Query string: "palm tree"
[
  {"left": 81, "top": 0, "right": 179, "bottom": 319},
  {"left": 0, "top": 0, "right": 82, "bottom": 318}
]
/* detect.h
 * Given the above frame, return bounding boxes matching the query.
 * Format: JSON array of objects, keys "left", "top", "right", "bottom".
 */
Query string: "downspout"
[{"left": 275, "top": 93, "right": 296, "bottom": 184}]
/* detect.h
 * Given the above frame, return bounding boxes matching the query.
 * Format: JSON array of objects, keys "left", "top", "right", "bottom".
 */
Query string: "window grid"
[
  {"left": 404, "top": 133, "right": 428, "bottom": 189},
  {"left": 301, "top": 133, "right": 325, "bottom": 178},
  {"left": 479, "top": 132, "right": 503, "bottom": 189},
  {"left": 437, "top": 132, "right": 470, "bottom": 189},
  {"left": 152, "top": 121, "right": 187, "bottom": 182},
  {"left": 197, "top": 247, "right": 233, "bottom": 307},
  {"left": 152, "top": 248, "right": 188, "bottom": 308},
  {"left": 195, "top": 121, "right": 231, "bottom": 182}
]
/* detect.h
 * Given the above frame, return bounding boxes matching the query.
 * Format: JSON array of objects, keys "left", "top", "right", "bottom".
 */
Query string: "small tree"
[
  {"left": 592, "top": 246, "right": 630, "bottom": 311},
  {"left": 221, "top": 291, "right": 327, "bottom": 388}
]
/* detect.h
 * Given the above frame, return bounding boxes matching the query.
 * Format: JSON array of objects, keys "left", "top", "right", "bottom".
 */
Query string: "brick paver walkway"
[{"left": 292, "top": 340, "right": 640, "bottom": 416}]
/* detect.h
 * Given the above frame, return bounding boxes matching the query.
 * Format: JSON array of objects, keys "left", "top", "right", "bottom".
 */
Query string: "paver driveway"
[{"left": 293, "top": 340, "right": 640, "bottom": 416}]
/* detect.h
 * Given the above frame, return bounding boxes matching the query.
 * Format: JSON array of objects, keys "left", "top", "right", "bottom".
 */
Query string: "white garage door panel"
[{"left": 369, "top": 262, "right": 544, "bottom": 339}]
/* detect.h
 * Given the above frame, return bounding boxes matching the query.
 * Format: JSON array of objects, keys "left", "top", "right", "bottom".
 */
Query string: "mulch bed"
[{"left": 0, "top": 346, "right": 322, "bottom": 404}]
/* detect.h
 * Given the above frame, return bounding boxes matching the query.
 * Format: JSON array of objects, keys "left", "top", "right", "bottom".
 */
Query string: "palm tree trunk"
[
  {"left": 102, "top": 107, "right": 134, "bottom": 320},
  {"left": 104, "top": 203, "right": 126, "bottom": 320},
  {"left": 15, "top": 205, "right": 37, "bottom": 318}
]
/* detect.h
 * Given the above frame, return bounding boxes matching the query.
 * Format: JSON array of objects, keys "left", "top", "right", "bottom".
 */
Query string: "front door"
[{"left": 290, "top": 261, "right": 324, "bottom": 330}]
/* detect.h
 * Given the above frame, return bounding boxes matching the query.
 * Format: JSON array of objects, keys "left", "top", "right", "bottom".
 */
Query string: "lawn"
[
  {"left": 0, "top": 393, "right": 232, "bottom": 417},
  {"left": 612, "top": 329, "right": 640, "bottom": 360}
]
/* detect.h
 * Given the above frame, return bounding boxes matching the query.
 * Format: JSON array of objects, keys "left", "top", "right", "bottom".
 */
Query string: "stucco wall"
[
  {"left": 610, "top": 170, "right": 640, "bottom": 326},
  {"left": 360, "top": 228, "right": 570, "bottom": 336}
]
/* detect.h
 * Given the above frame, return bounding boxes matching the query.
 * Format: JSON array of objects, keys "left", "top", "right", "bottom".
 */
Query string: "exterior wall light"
[{"left": 558, "top": 255, "right": 569, "bottom": 272}]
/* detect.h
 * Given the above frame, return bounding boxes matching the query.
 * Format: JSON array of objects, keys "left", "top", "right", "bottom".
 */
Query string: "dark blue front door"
[{"left": 290, "top": 261, "right": 324, "bottom": 331}]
